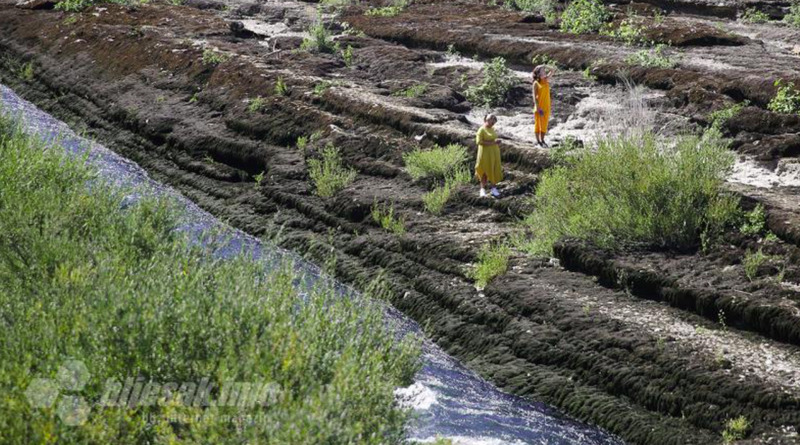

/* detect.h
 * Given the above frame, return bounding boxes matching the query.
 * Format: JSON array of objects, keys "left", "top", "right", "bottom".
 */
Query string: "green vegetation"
[
  {"left": 722, "top": 416, "right": 751, "bottom": 443},
  {"left": 468, "top": 242, "right": 511, "bottom": 289},
  {"left": 521, "top": 130, "right": 738, "bottom": 254},
  {"left": 744, "top": 247, "right": 770, "bottom": 281},
  {"left": 301, "top": 17, "right": 339, "bottom": 53},
  {"left": 253, "top": 170, "right": 265, "bottom": 188},
  {"left": 740, "top": 8, "right": 770, "bottom": 23},
  {"left": 371, "top": 200, "right": 406, "bottom": 235},
  {"left": 709, "top": 100, "right": 749, "bottom": 129},
  {"left": 403, "top": 143, "right": 468, "bottom": 180},
  {"left": 342, "top": 44, "right": 355, "bottom": 66},
  {"left": 274, "top": 76, "right": 289, "bottom": 96},
  {"left": 17, "top": 61, "right": 33, "bottom": 81},
  {"left": 314, "top": 80, "right": 333, "bottom": 96},
  {"left": 201, "top": 49, "right": 229, "bottom": 66},
  {"left": 365, "top": 0, "right": 408, "bottom": 17},
  {"left": 393, "top": 83, "right": 428, "bottom": 98},
  {"left": 600, "top": 17, "right": 646, "bottom": 45},
  {"left": 740, "top": 204, "right": 767, "bottom": 236},
  {"left": 560, "top": 0, "right": 609, "bottom": 34},
  {"left": 248, "top": 96, "right": 266, "bottom": 113},
  {"left": 626, "top": 44, "right": 679, "bottom": 69},
  {"left": 0, "top": 114, "right": 419, "bottom": 443},
  {"left": 296, "top": 135, "right": 309, "bottom": 151},
  {"left": 784, "top": 1, "right": 800, "bottom": 28},
  {"left": 464, "top": 57, "right": 517, "bottom": 107},
  {"left": 767, "top": 80, "right": 800, "bottom": 115},
  {"left": 422, "top": 168, "right": 471, "bottom": 214},
  {"left": 307, "top": 143, "right": 357, "bottom": 197},
  {"left": 509, "top": 0, "right": 557, "bottom": 19}
]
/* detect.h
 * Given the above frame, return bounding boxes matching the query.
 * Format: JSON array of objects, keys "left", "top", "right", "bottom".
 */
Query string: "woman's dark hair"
[{"left": 532, "top": 65, "right": 544, "bottom": 82}]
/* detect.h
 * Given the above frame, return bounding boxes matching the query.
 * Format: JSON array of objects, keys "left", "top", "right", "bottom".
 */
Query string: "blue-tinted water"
[{"left": 1, "top": 84, "right": 623, "bottom": 445}]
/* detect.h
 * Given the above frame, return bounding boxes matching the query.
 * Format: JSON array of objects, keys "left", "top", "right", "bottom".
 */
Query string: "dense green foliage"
[
  {"left": 784, "top": 2, "right": 800, "bottom": 27},
  {"left": 521, "top": 130, "right": 739, "bottom": 254},
  {"left": 464, "top": 57, "right": 517, "bottom": 107},
  {"left": 768, "top": 80, "right": 800, "bottom": 115},
  {"left": 560, "top": 0, "right": 609, "bottom": 34},
  {"left": 0, "top": 116, "right": 418, "bottom": 443},
  {"left": 625, "top": 44, "right": 679, "bottom": 68},
  {"left": 468, "top": 242, "right": 511, "bottom": 289},
  {"left": 422, "top": 168, "right": 471, "bottom": 215},
  {"left": 403, "top": 143, "right": 468, "bottom": 180},
  {"left": 740, "top": 8, "right": 770, "bottom": 23},
  {"left": 371, "top": 201, "right": 406, "bottom": 235},
  {"left": 307, "top": 143, "right": 357, "bottom": 197},
  {"left": 600, "top": 18, "right": 646, "bottom": 45}
]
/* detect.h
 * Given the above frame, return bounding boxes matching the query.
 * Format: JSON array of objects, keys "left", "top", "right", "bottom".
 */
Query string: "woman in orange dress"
[{"left": 533, "top": 64, "right": 555, "bottom": 147}]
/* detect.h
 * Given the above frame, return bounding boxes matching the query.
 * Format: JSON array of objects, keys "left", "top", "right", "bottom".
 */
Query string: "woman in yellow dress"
[
  {"left": 475, "top": 113, "right": 503, "bottom": 198},
  {"left": 533, "top": 64, "right": 555, "bottom": 147}
]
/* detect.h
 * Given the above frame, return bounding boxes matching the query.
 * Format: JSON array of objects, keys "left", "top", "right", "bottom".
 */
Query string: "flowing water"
[{"left": 0, "top": 84, "right": 623, "bottom": 445}]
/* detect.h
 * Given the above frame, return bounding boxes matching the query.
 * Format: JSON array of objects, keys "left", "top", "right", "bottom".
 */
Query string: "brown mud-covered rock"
[{"left": 1, "top": 1, "right": 800, "bottom": 444}]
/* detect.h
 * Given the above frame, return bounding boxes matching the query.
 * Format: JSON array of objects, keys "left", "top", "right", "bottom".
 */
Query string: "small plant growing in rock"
[
  {"left": 62, "top": 14, "right": 78, "bottom": 25},
  {"left": 625, "top": 44, "right": 679, "bottom": 69},
  {"left": 274, "top": 76, "right": 289, "bottom": 96},
  {"left": 314, "top": 80, "right": 333, "bottom": 96},
  {"left": 468, "top": 241, "right": 511, "bottom": 289},
  {"left": 722, "top": 416, "right": 751, "bottom": 443},
  {"left": 201, "top": 49, "right": 229, "bottom": 66},
  {"left": 743, "top": 247, "right": 769, "bottom": 281},
  {"left": 740, "top": 204, "right": 766, "bottom": 236},
  {"left": 464, "top": 57, "right": 517, "bottom": 107},
  {"left": 511, "top": 0, "right": 557, "bottom": 18},
  {"left": 17, "top": 62, "right": 33, "bottom": 81},
  {"left": 296, "top": 135, "right": 309, "bottom": 151},
  {"left": 600, "top": 17, "right": 646, "bottom": 45},
  {"left": 307, "top": 144, "right": 357, "bottom": 197},
  {"left": 365, "top": 0, "right": 408, "bottom": 17},
  {"left": 784, "top": 1, "right": 800, "bottom": 28},
  {"left": 371, "top": 200, "right": 406, "bottom": 235},
  {"left": 582, "top": 66, "right": 597, "bottom": 81},
  {"left": 189, "top": 92, "right": 200, "bottom": 103},
  {"left": 253, "top": 171, "right": 265, "bottom": 188},
  {"left": 709, "top": 100, "right": 749, "bottom": 130},
  {"left": 740, "top": 8, "right": 770, "bottom": 23},
  {"left": 393, "top": 83, "right": 428, "bottom": 98},
  {"left": 560, "top": 0, "right": 609, "bottom": 34},
  {"left": 403, "top": 143, "right": 468, "bottom": 180},
  {"left": 768, "top": 80, "right": 800, "bottom": 115},
  {"left": 301, "top": 17, "right": 339, "bottom": 53},
  {"left": 248, "top": 96, "right": 266, "bottom": 113},
  {"left": 422, "top": 168, "right": 471, "bottom": 214},
  {"left": 341, "top": 45, "right": 355, "bottom": 66}
]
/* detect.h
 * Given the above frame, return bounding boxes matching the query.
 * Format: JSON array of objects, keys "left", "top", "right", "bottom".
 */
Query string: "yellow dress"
[
  {"left": 534, "top": 78, "right": 551, "bottom": 134},
  {"left": 475, "top": 126, "right": 503, "bottom": 184}
]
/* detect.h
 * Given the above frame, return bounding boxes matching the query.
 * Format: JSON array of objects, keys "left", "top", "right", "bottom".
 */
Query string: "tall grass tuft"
[
  {"left": 307, "top": 143, "right": 357, "bottom": 197},
  {"left": 422, "top": 167, "right": 471, "bottom": 214},
  {"left": 403, "top": 143, "right": 468, "bottom": 180},
  {"left": 468, "top": 242, "right": 511, "bottom": 289},
  {"left": 521, "top": 129, "right": 739, "bottom": 254},
  {"left": 0, "top": 114, "right": 419, "bottom": 443}
]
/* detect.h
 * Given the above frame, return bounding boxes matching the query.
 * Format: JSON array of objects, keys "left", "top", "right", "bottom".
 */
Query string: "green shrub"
[
  {"left": 301, "top": 17, "right": 339, "bottom": 53},
  {"left": 740, "top": 8, "right": 770, "bottom": 23},
  {"left": 464, "top": 57, "right": 517, "bottom": 107},
  {"left": 626, "top": 44, "right": 679, "bottom": 68},
  {"left": 371, "top": 200, "right": 406, "bottom": 235},
  {"left": 468, "top": 242, "right": 511, "bottom": 289},
  {"left": 201, "top": 49, "right": 229, "bottom": 66},
  {"left": 307, "top": 143, "right": 357, "bottom": 197},
  {"left": 403, "top": 143, "right": 468, "bottom": 180},
  {"left": 393, "top": 83, "right": 428, "bottom": 98},
  {"left": 768, "top": 80, "right": 800, "bottom": 115},
  {"left": 560, "top": 0, "right": 609, "bottom": 34},
  {"left": 342, "top": 44, "right": 355, "bottom": 66},
  {"left": 722, "top": 416, "right": 751, "bottom": 443},
  {"left": 422, "top": 168, "right": 471, "bottom": 214},
  {"left": 0, "top": 116, "right": 419, "bottom": 443},
  {"left": 512, "top": 0, "right": 557, "bottom": 17},
  {"left": 274, "top": 76, "right": 289, "bottom": 96},
  {"left": 521, "top": 130, "right": 738, "bottom": 254},
  {"left": 55, "top": 0, "right": 136, "bottom": 12},
  {"left": 296, "top": 135, "right": 309, "bottom": 151},
  {"left": 365, "top": 0, "right": 408, "bottom": 17},
  {"left": 740, "top": 203, "right": 767, "bottom": 236},
  {"left": 709, "top": 100, "right": 749, "bottom": 129},
  {"left": 600, "top": 17, "right": 646, "bottom": 45},
  {"left": 247, "top": 96, "right": 266, "bottom": 113},
  {"left": 17, "top": 61, "right": 34, "bottom": 81},
  {"left": 313, "top": 80, "right": 333, "bottom": 96},
  {"left": 784, "top": 2, "right": 800, "bottom": 27}
]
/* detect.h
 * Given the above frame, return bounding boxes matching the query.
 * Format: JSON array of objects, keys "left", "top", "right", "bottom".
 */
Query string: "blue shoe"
[{"left": 490, "top": 187, "right": 500, "bottom": 198}]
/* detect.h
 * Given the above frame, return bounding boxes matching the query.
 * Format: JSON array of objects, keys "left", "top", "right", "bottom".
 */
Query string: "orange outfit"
[{"left": 534, "top": 78, "right": 551, "bottom": 134}]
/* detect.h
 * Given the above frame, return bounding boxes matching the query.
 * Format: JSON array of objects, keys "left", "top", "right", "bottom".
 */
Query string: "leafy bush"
[
  {"left": 740, "top": 8, "right": 770, "bottom": 23},
  {"left": 301, "top": 18, "right": 339, "bottom": 53},
  {"left": 468, "top": 242, "right": 511, "bottom": 289},
  {"left": 521, "top": 130, "right": 738, "bottom": 254},
  {"left": 464, "top": 57, "right": 517, "bottom": 107},
  {"left": 422, "top": 168, "right": 471, "bottom": 214},
  {"left": 342, "top": 44, "right": 355, "bottom": 66},
  {"left": 0, "top": 116, "right": 419, "bottom": 443},
  {"left": 314, "top": 80, "right": 333, "bottom": 96},
  {"left": 512, "top": 0, "right": 557, "bottom": 17},
  {"left": 626, "top": 44, "right": 679, "bottom": 69},
  {"left": 201, "top": 49, "right": 229, "bottom": 66},
  {"left": 560, "top": 0, "right": 609, "bottom": 34},
  {"left": 403, "top": 143, "right": 468, "bottom": 180},
  {"left": 55, "top": 0, "right": 135, "bottom": 12},
  {"left": 768, "top": 80, "right": 800, "bottom": 115},
  {"left": 393, "top": 83, "right": 428, "bottom": 98},
  {"left": 722, "top": 416, "right": 751, "bottom": 443},
  {"left": 709, "top": 100, "right": 749, "bottom": 129},
  {"left": 247, "top": 96, "right": 266, "bottom": 113},
  {"left": 307, "top": 143, "right": 357, "bottom": 197},
  {"left": 743, "top": 248, "right": 772, "bottom": 281},
  {"left": 365, "top": 0, "right": 408, "bottom": 17},
  {"left": 274, "top": 76, "right": 289, "bottom": 96},
  {"left": 371, "top": 200, "right": 406, "bottom": 235},
  {"left": 740, "top": 204, "right": 766, "bottom": 236},
  {"left": 784, "top": 2, "right": 800, "bottom": 27},
  {"left": 600, "top": 17, "right": 646, "bottom": 45}
]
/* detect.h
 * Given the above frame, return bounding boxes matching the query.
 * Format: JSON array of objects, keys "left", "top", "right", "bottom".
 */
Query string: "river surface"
[{"left": 1, "top": 84, "right": 624, "bottom": 445}]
